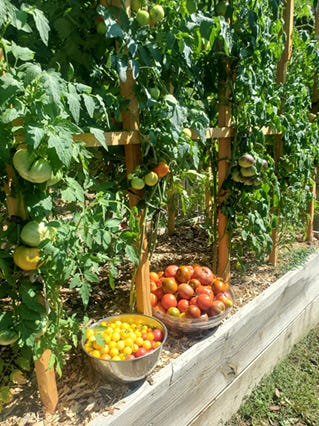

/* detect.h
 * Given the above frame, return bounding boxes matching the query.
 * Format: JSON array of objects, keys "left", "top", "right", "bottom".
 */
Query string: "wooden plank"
[
  {"left": 87, "top": 250, "right": 319, "bottom": 426},
  {"left": 190, "top": 302, "right": 319, "bottom": 425},
  {"left": 73, "top": 131, "right": 140, "bottom": 147},
  {"left": 71, "top": 126, "right": 278, "bottom": 149}
]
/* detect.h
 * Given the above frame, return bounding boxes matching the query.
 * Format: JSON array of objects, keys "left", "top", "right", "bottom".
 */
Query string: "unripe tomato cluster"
[
  {"left": 129, "top": 162, "right": 170, "bottom": 191},
  {"left": 134, "top": 4, "right": 165, "bottom": 27},
  {"left": 150, "top": 264, "right": 234, "bottom": 321},
  {"left": 230, "top": 152, "right": 269, "bottom": 187},
  {"left": 83, "top": 319, "right": 165, "bottom": 361}
]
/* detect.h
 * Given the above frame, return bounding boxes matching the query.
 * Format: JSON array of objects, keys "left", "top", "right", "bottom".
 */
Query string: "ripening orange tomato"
[{"left": 153, "top": 162, "right": 170, "bottom": 178}]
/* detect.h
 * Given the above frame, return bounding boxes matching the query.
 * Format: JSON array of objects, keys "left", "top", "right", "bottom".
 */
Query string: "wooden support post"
[
  {"left": 269, "top": 0, "right": 294, "bottom": 265},
  {"left": 110, "top": 0, "right": 151, "bottom": 315},
  {"left": 34, "top": 350, "right": 59, "bottom": 414},
  {"left": 217, "top": 69, "right": 232, "bottom": 282}
]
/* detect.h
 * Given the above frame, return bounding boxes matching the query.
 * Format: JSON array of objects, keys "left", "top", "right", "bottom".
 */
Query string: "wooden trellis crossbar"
[{"left": 77, "top": 126, "right": 281, "bottom": 148}]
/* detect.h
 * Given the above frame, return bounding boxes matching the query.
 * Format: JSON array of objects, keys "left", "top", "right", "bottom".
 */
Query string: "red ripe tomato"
[
  {"left": 161, "top": 277, "right": 178, "bottom": 293},
  {"left": 189, "top": 296, "right": 198, "bottom": 306},
  {"left": 152, "top": 328, "right": 164, "bottom": 341},
  {"left": 153, "top": 287, "right": 164, "bottom": 300},
  {"left": 215, "top": 292, "right": 233, "bottom": 308},
  {"left": 195, "top": 285, "right": 214, "bottom": 297},
  {"left": 212, "top": 277, "right": 229, "bottom": 294},
  {"left": 177, "top": 298, "right": 190, "bottom": 313},
  {"left": 186, "top": 305, "right": 201, "bottom": 318},
  {"left": 150, "top": 293, "right": 158, "bottom": 307},
  {"left": 188, "top": 278, "right": 202, "bottom": 290},
  {"left": 192, "top": 266, "right": 215, "bottom": 286},
  {"left": 177, "top": 283, "right": 194, "bottom": 300},
  {"left": 207, "top": 300, "right": 226, "bottom": 317},
  {"left": 164, "top": 264, "right": 179, "bottom": 277},
  {"left": 197, "top": 294, "right": 214, "bottom": 311},
  {"left": 134, "top": 347, "right": 148, "bottom": 358},
  {"left": 161, "top": 293, "right": 177, "bottom": 310},
  {"left": 175, "top": 265, "right": 193, "bottom": 283}
]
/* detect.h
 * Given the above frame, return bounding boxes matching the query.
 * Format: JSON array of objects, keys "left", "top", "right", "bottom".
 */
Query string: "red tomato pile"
[{"left": 150, "top": 264, "right": 234, "bottom": 322}]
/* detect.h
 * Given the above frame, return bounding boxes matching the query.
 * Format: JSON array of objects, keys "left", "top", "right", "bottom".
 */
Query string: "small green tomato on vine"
[
  {"left": 96, "top": 17, "right": 107, "bottom": 35},
  {"left": 130, "top": 176, "right": 145, "bottom": 190},
  {"left": 149, "top": 86, "right": 161, "bottom": 100},
  {"left": 144, "top": 171, "right": 159, "bottom": 187},
  {"left": 136, "top": 9, "right": 150, "bottom": 26},
  {"left": 149, "top": 5, "right": 165, "bottom": 23}
]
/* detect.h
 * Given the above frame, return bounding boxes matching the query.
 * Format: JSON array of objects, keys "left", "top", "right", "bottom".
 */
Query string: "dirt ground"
[{"left": 1, "top": 226, "right": 318, "bottom": 426}]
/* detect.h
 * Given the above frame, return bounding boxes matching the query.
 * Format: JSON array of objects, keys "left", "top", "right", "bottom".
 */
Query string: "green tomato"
[
  {"left": 131, "top": 177, "right": 145, "bottom": 190},
  {"left": 136, "top": 9, "right": 150, "bottom": 26},
  {"left": 96, "top": 21, "right": 107, "bottom": 35},
  {"left": 167, "top": 307, "right": 181, "bottom": 317},
  {"left": 13, "top": 148, "right": 52, "bottom": 184},
  {"left": 144, "top": 171, "right": 159, "bottom": 186},
  {"left": 149, "top": 5, "right": 165, "bottom": 22},
  {"left": 182, "top": 128, "right": 192, "bottom": 138},
  {"left": 149, "top": 87, "right": 161, "bottom": 100},
  {"left": 0, "top": 330, "right": 19, "bottom": 346},
  {"left": 20, "top": 221, "right": 49, "bottom": 247}
]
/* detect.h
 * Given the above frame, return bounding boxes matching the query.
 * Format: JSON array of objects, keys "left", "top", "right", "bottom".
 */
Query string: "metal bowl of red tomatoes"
[{"left": 150, "top": 264, "right": 234, "bottom": 333}]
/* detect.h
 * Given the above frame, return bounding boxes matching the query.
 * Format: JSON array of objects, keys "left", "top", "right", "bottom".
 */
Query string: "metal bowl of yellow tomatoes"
[{"left": 81, "top": 313, "right": 167, "bottom": 383}]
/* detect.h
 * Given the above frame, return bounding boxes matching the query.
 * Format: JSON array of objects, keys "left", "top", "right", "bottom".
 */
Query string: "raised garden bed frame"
[{"left": 88, "top": 249, "right": 319, "bottom": 426}]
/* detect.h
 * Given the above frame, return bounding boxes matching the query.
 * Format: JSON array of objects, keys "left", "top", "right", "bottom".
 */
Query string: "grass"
[{"left": 226, "top": 326, "right": 319, "bottom": 426}]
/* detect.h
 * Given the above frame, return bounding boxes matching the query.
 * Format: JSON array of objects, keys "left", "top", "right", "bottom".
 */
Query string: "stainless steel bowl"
[{"left": 82, "top": 313, "right": 167, "bottom": 383}]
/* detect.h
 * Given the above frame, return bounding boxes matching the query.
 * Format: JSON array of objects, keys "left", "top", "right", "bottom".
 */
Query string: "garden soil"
[{"left": 1, "top": 226, "right": 318, "bottom": 426}]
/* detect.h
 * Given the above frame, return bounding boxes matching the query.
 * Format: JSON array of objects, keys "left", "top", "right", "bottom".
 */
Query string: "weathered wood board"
[{"left": 88, "top": 250, "right": 319, "bottom": 426}]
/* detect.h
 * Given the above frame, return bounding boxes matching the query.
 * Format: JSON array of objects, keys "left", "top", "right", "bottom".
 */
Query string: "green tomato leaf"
[
  {"left": 89, "top": 127, "right": 107, "bottom": 151},
  {"left": 8, "top": 40, "right": 34, "bottom": 61},
  {"left": 82, "top": 94, "right": 95, "bottom": 118},
  {"left": 78, "top": 281, "right": 92, "bottom": 308},
  {"left": 30, "top": 7, "right": 50, "bottom": 45},
  {"left": 125, "top": 245, "right": 139, "bottom": 266},
  {"left": 66, "top": 90, "right": 81, "bottom": 124},
  {"left": 25, "top": 125, "right": 45, "bottom": 149},
  {"left": 62, "top": 177, "right": 85, "bottom": 204}
]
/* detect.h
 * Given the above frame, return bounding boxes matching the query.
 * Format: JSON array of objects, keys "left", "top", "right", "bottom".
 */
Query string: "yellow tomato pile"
[{"left": 83, "top": 319, "right": 165, "bottom": 361}]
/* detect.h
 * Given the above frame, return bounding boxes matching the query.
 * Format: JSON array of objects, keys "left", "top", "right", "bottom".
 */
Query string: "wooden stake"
[
  {"left": 34, "top": 350, "right": 58, "bottom": 414},
  {"left": 217, "top": 67, "right": 232, "bottom": 282},
  {"left": 269, "top": 0, "right": 294, "bottom": 265}
]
